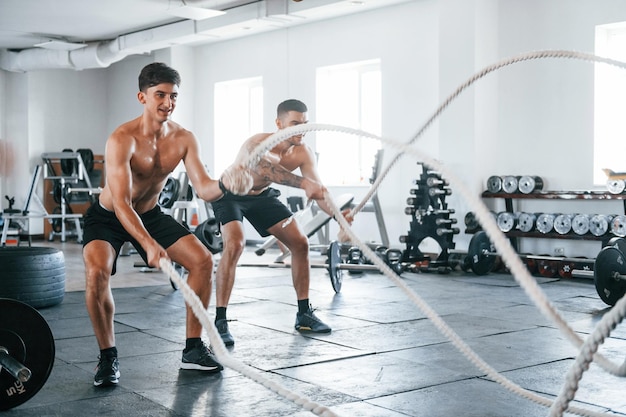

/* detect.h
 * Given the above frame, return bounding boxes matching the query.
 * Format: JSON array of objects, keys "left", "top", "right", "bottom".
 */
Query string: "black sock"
[
  {"left": 100, "top": 347, "right": 117, "bottom": 359},
  {"left": 185, "top": 337, "right": 202, "bottom": 351},
  {"left": 297, "top": 299, "right": 310, "bottom": 314},
  {"left": 216, "top": 307, "right": 227, "bottom": 322}
]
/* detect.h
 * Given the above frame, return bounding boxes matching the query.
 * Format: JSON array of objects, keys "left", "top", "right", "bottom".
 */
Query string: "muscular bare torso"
[
  {"left": 243, "top": 133, "right": 313, "bottom": 195},
  {"left": 99, "top": 118, "right": 191, "bottom": 214}
]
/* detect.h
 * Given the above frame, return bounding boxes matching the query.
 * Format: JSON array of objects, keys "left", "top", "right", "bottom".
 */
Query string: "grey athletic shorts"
[
  {"left": 83, "top": 203, "right": 191, "bottom": 275},
  {"left": 211, "top": 188, "right": 293, "bottom": 237}
]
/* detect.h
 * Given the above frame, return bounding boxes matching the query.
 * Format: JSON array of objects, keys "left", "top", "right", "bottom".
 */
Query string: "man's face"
[
  {"left": 276, "top": 110, "right": 308, "bottom": 145},
  {"left": 138, "top": 83, "right": 178, "bottom": 123}
]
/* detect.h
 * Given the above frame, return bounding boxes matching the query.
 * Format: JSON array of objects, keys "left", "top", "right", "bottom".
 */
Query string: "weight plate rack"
[{"left": 399, "top": 163, "right": 458, "bottom": 272}]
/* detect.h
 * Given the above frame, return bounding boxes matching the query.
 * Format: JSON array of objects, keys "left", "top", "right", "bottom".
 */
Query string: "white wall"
[{"left": 2, "top": 0, "right": 626, "bottom": 258}]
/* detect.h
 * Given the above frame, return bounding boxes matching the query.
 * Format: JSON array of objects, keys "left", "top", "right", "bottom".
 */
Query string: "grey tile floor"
[{"left": 3, "top": 240, "right": 626, "bottom": 416}]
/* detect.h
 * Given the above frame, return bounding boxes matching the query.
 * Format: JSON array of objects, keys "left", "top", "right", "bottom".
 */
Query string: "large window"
[
  {"left": 213, "top": 77, "right": 263, "bottom": 176},
  {"left": 316, "top": 60, "right": 381, "bottom": 186},
  {"left": 594, "top": 22, "right": 626, "bottom": 184}
]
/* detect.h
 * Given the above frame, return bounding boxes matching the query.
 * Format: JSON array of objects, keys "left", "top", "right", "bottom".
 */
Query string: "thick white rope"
[
  {"left": 159, "top": 259, "right": 340, "bottom": 417},
  {"left": 237, "top": 122, "right": 626, "bottom": 417},
  {"left": 549, "top": 292, "right": 626, "bottom": 416}
]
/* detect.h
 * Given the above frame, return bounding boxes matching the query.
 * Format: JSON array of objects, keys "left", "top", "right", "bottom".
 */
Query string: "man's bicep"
[{"left": 105, "top": 137, "right": 134, "bottom": 203}]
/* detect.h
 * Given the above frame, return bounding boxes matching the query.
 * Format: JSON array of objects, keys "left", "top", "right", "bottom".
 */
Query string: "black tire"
[{"left": 0, "top": 247, "right": 65, "bottom": 308}]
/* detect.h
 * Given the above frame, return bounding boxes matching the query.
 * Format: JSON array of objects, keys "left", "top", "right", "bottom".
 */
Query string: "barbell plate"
[
  {"left": 59, "top": 148, "right": 76, "bottom": 176},
  {"left": 606, "top": 178, "right": 626, "bottom": 194},
  {"left": 486, "top": 176, "right": 502, "bottom": 193},
  {"left": 76, "top": 148, "right": 94, "bottom": 173},
  {"left": 517, "top": 212, "right": 537, "bottom": 233},
  {"left": 501, "top": 175, "right": 519, "bottom": 194},
  {"left": 594, "top": 246, "right": 626, "bottom": 306},
  {"left": 572, "top": 214, "right": 591, "bottom": 235},
  {"left": 536, "top": 255, "right": 560, "bottom": 278},
  {"left": 157, "top": 177, "right": 180, "bottom": 209},
  {"left": 607, "top": 236, "right": 626, "bottom": 255},
  {"left": 0, "top": 298, "right": 55, "bottom": 411},
  {"left": 468, "top": 231, "right": 496, "bottom": 275},
  {"left": 610, "top": 215, "right": 626, "bottom": 238},
  {"left": 193, "top": 218, "right": 223, "bottom": 254},
  {"left": 327, "top": 241, "right": 343, "bottom": 293}
]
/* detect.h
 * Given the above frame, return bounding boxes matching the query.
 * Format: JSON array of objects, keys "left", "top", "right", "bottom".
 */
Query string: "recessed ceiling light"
[{"left": 168, "top": 5, "right": 226, "bottom": 20}]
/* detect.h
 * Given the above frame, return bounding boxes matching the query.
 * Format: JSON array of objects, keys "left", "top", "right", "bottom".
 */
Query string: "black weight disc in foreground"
[
  {"left": 607, "top": 236, "right": 626, "bottom": 257},
  {"left": 327, "top": 241, "right": 343, "bottom": 293},
  {"left": 468, "top": 231, "right": 496, "bottom": 275},
  {"left": 594, "top": 246, "right": 626, "bottom": 306},
  {"left": 0, "top": 298, "right": 55, "bottom": 411}
]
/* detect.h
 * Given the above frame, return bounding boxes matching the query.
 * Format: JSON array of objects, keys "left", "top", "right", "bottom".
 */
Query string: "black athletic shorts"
[
  {"left": 211, "top": 188, "right": 293, "bottom": 237},
  {"left": 83, "top": 203, "right": 191, "bottom": 275}
]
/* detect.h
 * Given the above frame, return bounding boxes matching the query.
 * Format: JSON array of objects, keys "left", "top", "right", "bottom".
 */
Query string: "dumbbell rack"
[
  {"left": 400, "top": 163, "right": 458, "bottom": 271},
  {"left": 479, "top": 190, "right": 626, "bottom": 247}
]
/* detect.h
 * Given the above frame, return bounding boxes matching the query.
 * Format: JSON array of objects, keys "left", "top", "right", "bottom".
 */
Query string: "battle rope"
[
  {"left": 167, "top": 49, "right": 626, "bottom": 416},
  {"left": 159, "top": 259, "right": 340, "bottom": 417},
  {"left": 246, "top": 123, "right": 624, "bottom": 416}
]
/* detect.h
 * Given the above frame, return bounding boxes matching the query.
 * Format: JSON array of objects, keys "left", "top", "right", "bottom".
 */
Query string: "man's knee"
[
  {"left": 289, "top": 233, "right": 309, "bottom": 255},
  {"left": 223, "top": 237, "right": 245, "bottom": 257}
]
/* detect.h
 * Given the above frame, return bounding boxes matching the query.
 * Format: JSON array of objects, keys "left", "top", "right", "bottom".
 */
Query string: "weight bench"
[{"left": 254, "top": 193, "right": 355, "bottom": 262}]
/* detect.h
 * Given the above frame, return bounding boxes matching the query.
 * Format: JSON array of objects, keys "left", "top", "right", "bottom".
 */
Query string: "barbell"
[
  {"left": 467, "top": 231, "right": 626, "bottom": 306},
  {"left": 0, "top": 298, "right": 55, "bottom": 411},
  {"left": 240, "top": 241, "right": 403, "bottom": 294}
]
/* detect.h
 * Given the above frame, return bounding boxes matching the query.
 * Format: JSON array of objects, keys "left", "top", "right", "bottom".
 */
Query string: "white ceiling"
[
  {"left": 0, "top": 0, "right": 410, "bottom": 51},
  {"left": 0, "top": 0, "right": 258, "bottom": 50}
]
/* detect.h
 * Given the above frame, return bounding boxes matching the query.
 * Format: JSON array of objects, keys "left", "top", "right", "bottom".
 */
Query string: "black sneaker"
[
  {"left": 94, "top": 355, "right": 120, "bottom": 387},
  {"left": 181, "top": 342, "right": 224, "bottom": 372},
  {"left": 215, "top": 319, "right": 235, "bottom": 346},
  {"left": 295, "top": 306, "right": 332, "bottom": 333}
]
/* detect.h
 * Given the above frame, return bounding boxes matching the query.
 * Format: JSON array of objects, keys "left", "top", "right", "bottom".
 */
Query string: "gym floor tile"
[{"left": 4, "top": 241, "right": 626, "bottom": 417}]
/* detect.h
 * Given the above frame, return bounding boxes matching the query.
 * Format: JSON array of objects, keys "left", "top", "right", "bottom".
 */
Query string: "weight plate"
[
  {"left": 518, "top": 175, "right": 543, "bottom": 194},
  {"left": 607, "top": 236, "right": 626, "bottom": 256},
  {"left": 606, "top": 179, "right": 626, "bottom": 194},
  {"left": 464, "top": 211, "right": 480, "bottom": 232},
  {"left": 0, "top": 298, "right": 55, "bottom": 411},
  {"left": 347, "top": 247, "right": 363, "bottom": 275},
  {"left": 468, "top": 231, "right": 496, "bottom": 275},
  {"left": 536, "top": 213, "right": 555, "bottom": 234},
  {"left": 558, "top": 261, "right": 576, "bottom": 278},
  {"left": 327, "top": 241, "right": 343, "bottom": 293},
  {"left": 193, "top": 218, "right": 223, "bottom": 254},
  {"left": 517, "top": 212, "right": 537, "bottom": 233},
  {"left": 496, "top": 212, "right": 518, "bottom": 232},
  {"left": 76, "top": 148, "right": 94, "bottom": 173},
  {"left": 60, "top": 148, "right": 75, "bottom": 176},
  {"left": 501, "top": 175, "right": 519, "bottom": 194},
  {"left": 158, "top": 177, "right": 181, "bottom": 208},
  {"left": 611, "top": 214, "right": 626, "bottom": 238},
  {"left": 486, "top": 176, "right": 502, "bottom": 193},
  {"left": 572, "top": 214, "right": 591, "bottom": 235},
  {"left": 594, "top": 246, "right": 626, "bottom": 306},
  {"left": 536, "top": 257, "right": 559, "bottom": 278},
  {"left": 589, "top": 214, "right": 612, "bottom": 237},
  {"left": 553, "top": 214, "right": 574, "bottom": 235}
]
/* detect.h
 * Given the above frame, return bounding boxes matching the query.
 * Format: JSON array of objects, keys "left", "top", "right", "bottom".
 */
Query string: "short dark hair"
[
  {"left": 138, "top": 62, "right": 181, "bottom": 92},
  {"left": 277, "top": 99, "right": 307, "bottom": 117}
]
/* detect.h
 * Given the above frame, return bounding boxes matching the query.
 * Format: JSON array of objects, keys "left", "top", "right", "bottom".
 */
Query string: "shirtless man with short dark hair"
[
  {"left": 212, "top": 99, "right": 351, "bottom": 346},
  {"left": 81, "top": 63, "right": 327, "bottom": 387}
]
